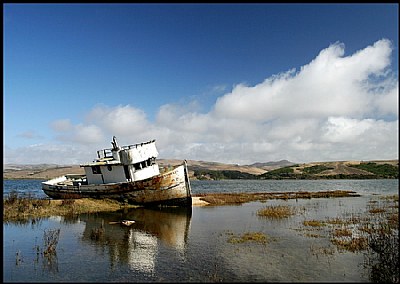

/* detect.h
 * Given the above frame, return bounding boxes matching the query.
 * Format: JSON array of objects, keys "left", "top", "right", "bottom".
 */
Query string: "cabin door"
[{"left": 124, "top": 165, "right": 131, "bottom": 181}]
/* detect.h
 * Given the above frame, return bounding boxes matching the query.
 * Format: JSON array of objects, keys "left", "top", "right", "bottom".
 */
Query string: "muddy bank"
[{"left": 193, "top": 190, "right": 360, "bottom": 206}]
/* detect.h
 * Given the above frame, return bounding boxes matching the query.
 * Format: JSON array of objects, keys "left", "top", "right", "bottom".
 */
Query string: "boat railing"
[
  {"left": 65, "top": 174, "right": 87, "bottom": 180},
  {"left": 97, "top": 140, "right": 157, "bottom": 160},
  {"left": 97, "top": 148, "right": 114, "bottom": 159},
  {"left": 122, "top": 139, "right": 156, "bottom": 150}
]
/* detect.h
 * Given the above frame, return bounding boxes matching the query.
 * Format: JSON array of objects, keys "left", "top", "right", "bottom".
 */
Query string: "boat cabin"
[{"left": 80, "top": 137, "right": 160, "bottom": 184}]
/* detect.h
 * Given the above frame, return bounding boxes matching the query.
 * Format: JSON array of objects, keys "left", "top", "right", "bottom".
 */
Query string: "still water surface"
[
  {"left": 3, "top": 179, "right": 399, "bottom": 282},
  {"left": 3, "top": 178, "right": 398, "bottom": 198}
]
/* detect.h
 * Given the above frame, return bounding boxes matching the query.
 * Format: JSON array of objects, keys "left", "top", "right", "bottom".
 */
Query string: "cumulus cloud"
[
  {"left": 6, "top": 39, "right": 398, "bottom": 164},
  {"left": 85, "top": 104, "right": 150, "bottom": 136},
  {"left": 372, "top": 80, "right": 398, "bottom": 116},
  {"left": 213, "top": 39, "right": 395, "bottom": 121}
]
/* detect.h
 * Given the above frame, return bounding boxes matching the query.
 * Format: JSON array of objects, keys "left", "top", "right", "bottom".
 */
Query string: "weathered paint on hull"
[{"left": 42, "top": 164, "right": 192, "bottom": 207}]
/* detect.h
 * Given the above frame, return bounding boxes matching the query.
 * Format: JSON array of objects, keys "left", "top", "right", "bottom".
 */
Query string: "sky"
[{"left": 3, "top": 3, "right": 399, "bottom": 165}]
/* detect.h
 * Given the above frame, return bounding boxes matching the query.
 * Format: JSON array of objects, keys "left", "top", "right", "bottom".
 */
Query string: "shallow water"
[
  {"left": 3, "top": 179, "right": 398, "bottom": 282},
  {"left": 4, "top": 179, "right": 398, "bottom": 198}
]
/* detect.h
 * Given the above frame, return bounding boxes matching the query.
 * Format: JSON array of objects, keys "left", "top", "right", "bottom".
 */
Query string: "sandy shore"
[{"left": 192, "top": 196, "right": 210, "bottom": 206}]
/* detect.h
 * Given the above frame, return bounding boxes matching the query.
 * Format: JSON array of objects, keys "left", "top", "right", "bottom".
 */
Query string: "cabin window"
[
  {"left": 107, "top": 165, "right": 112, "bottom": 171},
  {"left": 92, "top": 165, "right": 101, "bottom": 174}
]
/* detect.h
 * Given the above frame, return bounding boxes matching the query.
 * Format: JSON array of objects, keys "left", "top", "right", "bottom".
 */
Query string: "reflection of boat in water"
[
  {"left": 124, "top": 207, "right": 191, "bottom": 251},
  {"left": 79, "top": 206, "right": 192, "bottom": 273}
]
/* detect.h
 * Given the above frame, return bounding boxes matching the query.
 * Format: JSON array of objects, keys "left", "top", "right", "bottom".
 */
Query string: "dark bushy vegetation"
[
  {"left": 258, "top": 166, "right": 297, "bottom": 179},
  {"left": 363, "top": 197, "right": 399, "bottom": 283},
  {"left": 349, "top": 163, "right": 399, "bottom": 178},
  {"left": 364, "top": 223, "right": 399, "bottom": 283},
  {"left": 193, "top": 169, "right": 256, "bottom": 180},
  {"left": 319, "top": 174, "right": 377, "bottom": 179}
]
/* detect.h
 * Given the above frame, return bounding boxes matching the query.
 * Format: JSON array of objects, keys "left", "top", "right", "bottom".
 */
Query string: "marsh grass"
[
  {"left": 363, "top": 206, "right": 399, "bottom": 283},
  {"left": 227, "top": 232, "right": 269, "bottom": 244},
  {"left": 15, "top": 250, "right": 23, "bottom": 265},
  {"left": 303, "top": 220, "right": 326, "bottom": 227},
  {"left": 3, "top": 192, "right": 137, "bottom": 221},
  {"left": 364, "top": 226, "right": 399, "bottom": 283},
  {"left": 298, "top": 194, "right": 399, "bottom": 282},
  {"left": 257, "top": 205, "right": 295, "bottom": 219},
  {"left": 387, "top": 213, "right": 398, "bottom": 227},
  {"left": 305, "top": 233, "right": 325, "bottom": 238},
  {"left": 331, "top": 237, "right": 368, "bottom": 252},
  {"left": 325, "top": 217, "right": 352, "bottom": 225},
  {"left": 43, "top": 228, "right": 60, "bottom": 255},
  {"left": 368, "top": 208, "right": 386, "bottom": 214},
  {"left": 4, "top": 190, "right": 360, "bottom": 220},
  {"left": 332, "top": 228, "right": 353, "bottom": 237},
  {"left": 13, "top": 229, "right": 60, "bottom": 272},
  {"left": 309, "top": 244, "right": 336, "bottom": 258},
  {"left": 90, "top": 225, "right": 105, "bottom": 241}
]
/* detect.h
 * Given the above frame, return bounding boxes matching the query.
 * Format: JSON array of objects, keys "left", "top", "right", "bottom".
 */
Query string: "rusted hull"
[{"left": 42, "top": 164, "right": 192, "bottom": 207}]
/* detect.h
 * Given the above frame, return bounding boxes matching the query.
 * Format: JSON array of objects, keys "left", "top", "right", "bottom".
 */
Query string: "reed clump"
[
  {"left": 227, "top": 232, "right": 269, "bottom": 244},
  {"left": 257, "top": 205, "right": 295, "bottom": 219},
  {"left": 303, "top": 220, "right": 326, "bottom": 227},
  {"left": 90, "top": 226, "right": 105, "bottom": 241},
  {"left": 3, "top": 192, "right": 136, "bottom": 221},
  {"left": 331, "top": 237, "right": 368, "bottom": 252},
  {"left": 363, "top": 198, "right": 399, "bottom": 283},
  {"left": 332, "top": 228, "right": 353, "bottom": 237},
  {"left": 298, "top": 194, "right": 399, "bottom": 282},
  {"left": 43, "top": 228, "right": 61, "bottom": 255},
  {"left": 325, "top": 217, "right": 351, "bottom": 225}
]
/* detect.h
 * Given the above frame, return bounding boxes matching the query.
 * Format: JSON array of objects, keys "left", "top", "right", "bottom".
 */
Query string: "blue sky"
[{"left": 3, "top": 3, "right": 399, "bottom": 165}]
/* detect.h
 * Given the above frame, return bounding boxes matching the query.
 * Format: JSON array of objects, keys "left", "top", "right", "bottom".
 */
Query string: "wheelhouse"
[{"left": 80, "top": 137, "right": 160, "bottom": 184}]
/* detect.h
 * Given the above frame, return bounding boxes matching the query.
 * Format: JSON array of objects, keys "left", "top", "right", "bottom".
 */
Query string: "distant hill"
[
  {"left": 257, "top": 160, "right": 399, "bottom": 180},
  {"left": 3, "top": 159, "right": 398, "bottom": 180},
  {"left": 3, "top": 164, "right": 85, "bottom": 180},
  {"left": 249, "top": 160, "right": 296, "bottom": 170},
  {"left": 161, "top": 159, "right": 268, "bottom": 175}
]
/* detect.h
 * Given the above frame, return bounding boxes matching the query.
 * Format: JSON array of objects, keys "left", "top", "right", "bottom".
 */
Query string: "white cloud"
[
  {"left": 213, "top": 39, "right": 395, "bottom": 121},
  {"left": 5, "top": 39, "right": 398, "bottom": 165},
  {"left": 85, "top": 104, "right": 150, "bottom": 136},
  {"left": 373, "top": 80, "right": 399, "bottom": 116},
  {"left": 321, "top": 117, "right": 374, "bottom": 143}
]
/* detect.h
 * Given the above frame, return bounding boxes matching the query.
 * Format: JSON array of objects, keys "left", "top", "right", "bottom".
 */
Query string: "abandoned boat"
[{"left": 42, "top": 136, "right": 192, "bottom": 207}]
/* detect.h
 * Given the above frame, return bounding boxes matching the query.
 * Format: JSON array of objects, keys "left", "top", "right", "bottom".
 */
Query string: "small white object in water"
[{"left": 121, "top": 220, "right": 135, "bottom": 226}]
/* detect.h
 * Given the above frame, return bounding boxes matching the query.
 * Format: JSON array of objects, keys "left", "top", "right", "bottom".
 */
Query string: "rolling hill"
[{"left": 3, "top": 159, "right": 398, "bottom": 180}]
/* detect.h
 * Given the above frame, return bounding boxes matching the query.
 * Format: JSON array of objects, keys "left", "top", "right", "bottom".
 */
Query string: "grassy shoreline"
[
  {"left": 3, "top": 194, "right": 139, "bottom": 221},
  {"left": 4, "top": 190, "right": 362, "bottom": 222}
]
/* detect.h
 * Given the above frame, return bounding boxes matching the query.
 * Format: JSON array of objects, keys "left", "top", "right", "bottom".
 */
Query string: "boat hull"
[{"left": 42, "top": 163, "right": 192, "bottom": 207}]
